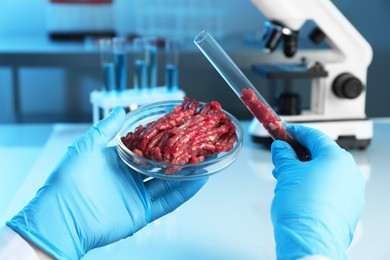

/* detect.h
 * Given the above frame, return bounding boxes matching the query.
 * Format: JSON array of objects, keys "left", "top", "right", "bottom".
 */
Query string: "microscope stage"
[{"left": 252, "top": 63, "right": 328, "bottom": 79}]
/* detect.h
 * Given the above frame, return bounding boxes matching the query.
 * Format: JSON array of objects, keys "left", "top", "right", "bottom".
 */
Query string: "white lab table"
[{"left": 1, "top": 120, "right": 390, "bottom": 259}]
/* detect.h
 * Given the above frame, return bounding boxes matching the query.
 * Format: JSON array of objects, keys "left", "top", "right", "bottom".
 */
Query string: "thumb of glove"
[
  {"left": 271, "top": 140, "right": 298, "bottom": 179},
  {"left": 69, "top": 107, "right": 126, "bottom": 154}
]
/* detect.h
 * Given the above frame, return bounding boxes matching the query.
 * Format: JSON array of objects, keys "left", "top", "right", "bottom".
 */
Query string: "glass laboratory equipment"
[
  {"left": 99, "top": 38, "right": 116, "bottom": 91},
  {"left": 145, "top": 37, "right": 158, "bottom": 90},
  {"left": 113, "top": 37, "right": 127, "bottom": 91},
  {"left": 194, "top": 30, "right": 310, "bottom": 161},
  {"left": 165, "top": 38, "right": 180, "bottom": 92},
  {"left": 133, "top": 38, "right": 147, "bottom": 91}
]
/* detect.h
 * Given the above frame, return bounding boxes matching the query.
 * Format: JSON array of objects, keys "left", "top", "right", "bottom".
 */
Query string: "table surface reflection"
[{"left": 1, "top": 120, "right": 389, "bottom": 260}]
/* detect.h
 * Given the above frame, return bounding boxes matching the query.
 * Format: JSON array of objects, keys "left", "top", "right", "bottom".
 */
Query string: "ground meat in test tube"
[
  {"left": 121, "top": 97, "right": 237, "bottom": 175},
  {"left": 241, "top": 88, "right": 311, "bottom": 161},
  {"left": 240, "top": 88, "right": 292, "bottom": 142}
]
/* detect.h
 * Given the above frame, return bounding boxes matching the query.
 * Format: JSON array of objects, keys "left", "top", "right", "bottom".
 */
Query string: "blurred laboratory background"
[
  {"left": 3, "top": 2, "right": 390, "bottom": 259},
  {"left": 0, "top": 0, "right": 389, "bottom": 123}
]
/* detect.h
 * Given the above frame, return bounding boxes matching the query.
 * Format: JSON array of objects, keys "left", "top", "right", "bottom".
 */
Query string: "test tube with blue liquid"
[
  {"left": 99, "top": 38, "right": 116, "bottom": 91},
  {"left": 133, "top": 38, "right": 147, "bottom": 91},
  {"left": 113, "top": 37, "right": 127, "bottom": 91},
  {"left": 145, "top": 37, "right": 158, "bottom": 90},
  {"left": 165, "top": 38, "right": 179, "bottom": 92}
]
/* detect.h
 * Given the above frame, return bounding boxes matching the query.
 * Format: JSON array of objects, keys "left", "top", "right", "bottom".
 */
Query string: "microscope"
[{"left": 250, "top": 0, "right": 373, "bottom": 149}]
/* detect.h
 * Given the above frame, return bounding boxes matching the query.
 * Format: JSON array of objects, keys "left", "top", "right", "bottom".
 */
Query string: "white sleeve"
[
  {"left": 0, "top": 226, "right": 39, "bottom": 260},
  {"left": 299, "top": 256, "right": 332, "bottom": 260}
]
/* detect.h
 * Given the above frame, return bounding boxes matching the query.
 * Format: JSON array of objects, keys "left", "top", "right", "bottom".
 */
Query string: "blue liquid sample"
[
  {"left": 102, "top": 63, "right": 116, "bottom": 91},
  {"left": 146, "top": 45, "right": 157, "bottom": 89},
  {"left": 114, "top": 52, "right": 127, "bottom": 90},
  {"left": 165, "top": 64, "right": 178, "bottom": 92},
  {"left": 134, "top": 59, "right": 146, "bottom": 90}
]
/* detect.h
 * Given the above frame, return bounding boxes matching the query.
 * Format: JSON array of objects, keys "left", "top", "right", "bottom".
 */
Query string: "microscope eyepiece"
[
  {"left": 283, "top": 34, "right": 298, "bottom": 57},
  {"left": 261, "top": 21, "right": 284, "bottom": 52},
  {"left": 261, "top": 21, "right": 299, "bottom": 58}
]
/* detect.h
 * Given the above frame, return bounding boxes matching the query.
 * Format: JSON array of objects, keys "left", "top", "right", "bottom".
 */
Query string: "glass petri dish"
[{"left": 116, "top": 100, "right": 243, "bottom": 180}]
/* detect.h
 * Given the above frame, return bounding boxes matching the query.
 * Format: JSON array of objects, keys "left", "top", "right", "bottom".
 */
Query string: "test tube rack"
[{"left": 90, "top": 87, "right": 186, "bottom": 124}]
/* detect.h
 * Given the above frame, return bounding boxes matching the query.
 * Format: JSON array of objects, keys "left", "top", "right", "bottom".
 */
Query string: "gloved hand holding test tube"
[{"left": 194, "top": 30, "right": 311, "bottom": 161}]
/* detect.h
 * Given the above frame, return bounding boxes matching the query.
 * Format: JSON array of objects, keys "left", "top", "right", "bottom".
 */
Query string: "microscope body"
[{"left": 250, "top": 0, "right": 373, "bottom": 149}]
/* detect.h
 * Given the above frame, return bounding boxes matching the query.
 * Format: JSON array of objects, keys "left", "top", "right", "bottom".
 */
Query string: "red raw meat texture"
[
  {"left": 240, "top": 88, "right": 291, "bottom": 141},
  {"left": 240, "top": 88, "right": 310, "bottom": 161},
  {"left": 121, "top": 97, "right": 237, "bottom": 174}
]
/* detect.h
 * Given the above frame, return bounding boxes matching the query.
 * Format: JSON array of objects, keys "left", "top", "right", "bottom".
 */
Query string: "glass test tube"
[
  {"left": 113, "top": 37, "right": 127, "bottom": 91},
  {"left": 133, "top": 38, "right": 147, "bottom": 91},
  {"left": 194, "top": 30, "right": 311, "bottom": 161},
  {"left": 145, "top": 37, "right": 158, "bottom": 90},
  {"left": 99, "top": 38, "right": 116, "bottom": 91},
  {"left": 165, "top": 38, "right": 179, "bottom": 92}
]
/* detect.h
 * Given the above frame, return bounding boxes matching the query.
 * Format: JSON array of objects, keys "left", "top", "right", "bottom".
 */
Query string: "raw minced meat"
[
  {"left": 121, "top": 97, "right": 237, "bottom": 174},
  {"left": 240, "top": 88, "right": 310, "bottom": 161},
  {"left": 240, "top": 88, "right": 289, "bottom": 141}
]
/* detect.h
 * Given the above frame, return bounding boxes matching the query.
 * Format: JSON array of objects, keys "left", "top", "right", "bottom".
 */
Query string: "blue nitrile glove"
[
  {"left": 271, "top": 125, "right": 365, "bottom": 260},
  {"left": 7, "top": 107, "right": 208, "bottom": 259}
]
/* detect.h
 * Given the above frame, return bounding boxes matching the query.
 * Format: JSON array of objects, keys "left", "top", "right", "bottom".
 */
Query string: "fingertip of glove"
[
  {"left": 101, "top": 107, "right": 126, "bottom": 129},
  {"left": 196, "top": 176, "right": 209, "bottom": 187},
  {"left": 271, "top": 139, "right": 299, "bottom": 165},
  {"left": 271, "top": 140, "right": 290, "bottom": 152},
  {"left": 181, "top": 177, "right": 209, "bottom": 192},
  {"left": 287, "top": 124, "right": 309, "bottom": 139},
  {"left": 109, "top": 107, "right": 126, "bottom": 119},
  {"left": 271, "top": 140, "right": 289, "bottom": 161},
  {"left": 85, "top": 107, "right": 126, "bottom": 147}
]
